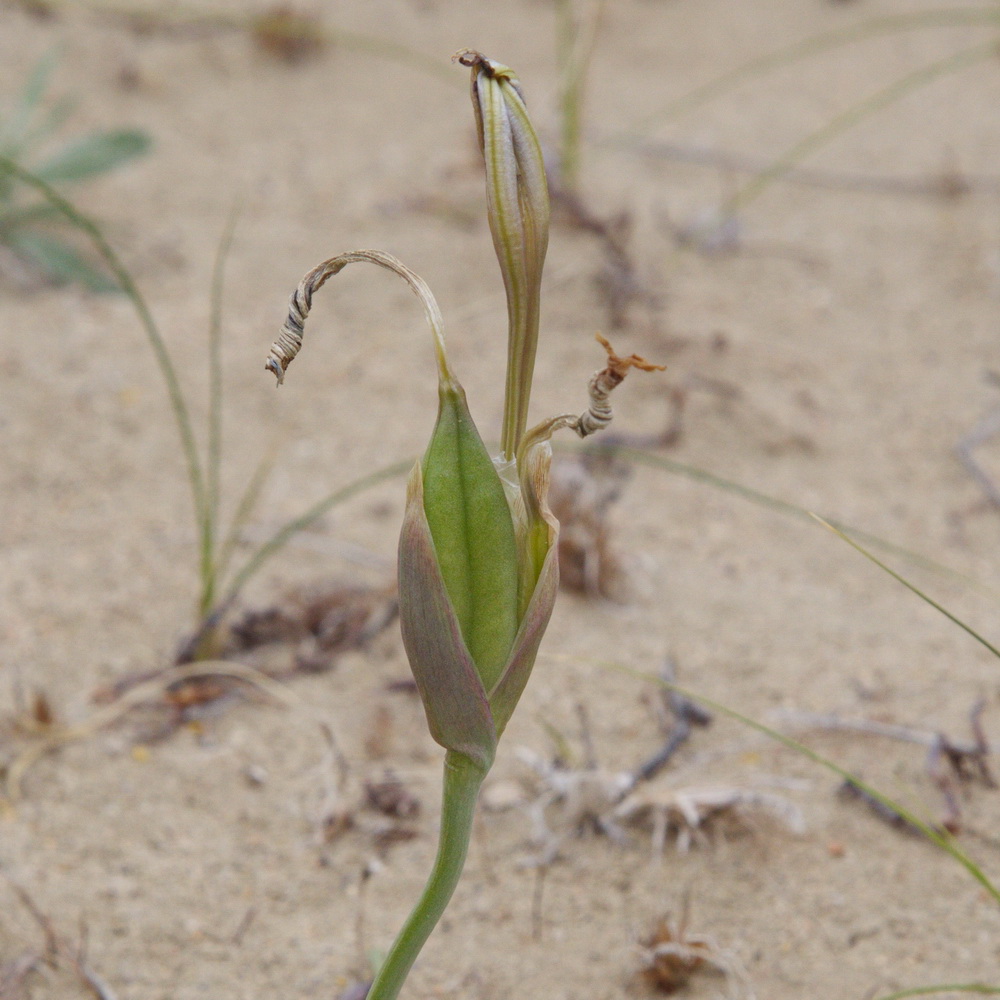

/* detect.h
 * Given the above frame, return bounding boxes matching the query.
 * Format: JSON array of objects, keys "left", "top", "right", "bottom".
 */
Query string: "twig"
[
  {"left": 926, "top": 738, "right": 964, "bottom": 834},
  {"left": 4, "top": 660, "right": 325, "bottom": 802},
  {"left": 778, "top": 703, "right": 996, "bottom": 833},
  {"left": 611, "top": 135, "right": 1000, "bottom": 199},
  {"left": 4, "top": 879, "right": 58, "bottom": 956},
  {"left": 956, "top": 407, "right": 1000, "bottom": 509},
  {"left": 969, "top": 700, "right": 998, "bottom": 787},
  {"left": 1, "top": 874, "right": 118, "bottom": 1000},
  {"left": 531, "top": 863, "right": 548, "bottom": 943},
  {"left": 0, "top": 951, "right": 42, "bottom": 999},
  {"left": 71, "top": 959, "right": 119, "bottom": 1000},
  {"left": 837, "top": 778, "right": 927, "bottom": 838},
  {"left": 549, "top": 184, "right": 654, "bottom": 330},
  {"left": 574, "top": 702, "right": 598, "bottom": 771},
  {"left": 771, "top": 708, "right": 998, "bottom": 757},
  {"left": 229, "top": 907, "right": 256, "bottom": 947},
  {"left": 632, "top": 658, "right": 713, "bottom": 786}
]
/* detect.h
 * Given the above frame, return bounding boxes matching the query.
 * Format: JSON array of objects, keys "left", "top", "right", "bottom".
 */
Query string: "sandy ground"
[{"left": 3, "top": 1, "right": 1000, "bottom": 997}]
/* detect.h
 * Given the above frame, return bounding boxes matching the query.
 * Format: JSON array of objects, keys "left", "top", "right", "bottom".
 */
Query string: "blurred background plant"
[{"left": 0, "top": 48, "right": 149, "bottom": 290}]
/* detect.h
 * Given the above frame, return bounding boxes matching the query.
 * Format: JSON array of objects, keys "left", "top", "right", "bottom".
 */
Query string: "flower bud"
[
  {"left": 456, "top": 49, "right": 550, "bottom": 461},
  {"left": 267, "top": 58, "right": 661, "bottom": 774}
]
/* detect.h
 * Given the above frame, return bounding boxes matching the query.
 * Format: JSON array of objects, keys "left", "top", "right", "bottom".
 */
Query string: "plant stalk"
[{"left": 366, "top": 750, "right": 487, "bottom": 1000}]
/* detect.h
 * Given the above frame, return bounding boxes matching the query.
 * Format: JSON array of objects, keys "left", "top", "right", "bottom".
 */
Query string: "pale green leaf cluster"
[{"left": 0, "top": 51, "right": 151, "bottom": 290}]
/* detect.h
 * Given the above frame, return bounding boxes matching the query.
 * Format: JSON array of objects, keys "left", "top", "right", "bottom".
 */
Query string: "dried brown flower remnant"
[
  {"left": 252, "top": 6, "right": 325, "bottom": 64},
  {"left": 637, "top": 901, "right": 747, "bottom": 996},
  {"left": 577, "top": 334, "right": 665, "bottom": 437}
]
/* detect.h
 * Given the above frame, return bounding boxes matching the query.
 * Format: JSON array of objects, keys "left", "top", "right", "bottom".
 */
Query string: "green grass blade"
[
  {"left": 0, "top": 202, "right": 63, "bottom": 227},
  {"left": 197, "top": 207, "right": 240, "bottom": 616},
  {"left": 218, "top": 458, "right": 412, "bottom": 609},
  {"left": 813, "top": 515, "right": 1000, "bottom": 661},
  {"left": 605, "top": 661, "right": 1000, "bottom": 905},
  {"left": 6, "top": 228, "right": 118, "bottom": 291},
  {"left": 214, "top": 446, "right": 279, "bottom": 592},
  {"left": 42, "top": 0, "right": 451, "bottom": 82},
  {"left": 0, "top": 47, "right": 60, "bottom": 154},
  {"left": 728, "top": 38, "right": 999, "bottom": 215},
  {"left": 0, "top": 155, "right": 208, "bottom": 551},
  {"left": 554, "top": 0, "right": 606, "bottom": 192},
  {"left": 33, "top": 128, "right": 151, "bottom": 183},
  {"left": 612, "top": 7, "right": 1000, "bottom": 143},
  {"left": 875, "top": 986, "right": 1000, "bottom": 1000},
  {"left": 581, "top": 445, "right": 998, "bottom": 598},
  {"left": 20, "top": 94, "right": 76, "bottom": 153}
]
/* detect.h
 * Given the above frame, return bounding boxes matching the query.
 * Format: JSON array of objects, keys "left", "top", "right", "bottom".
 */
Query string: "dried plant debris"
[
  {"left": 518, "top": 747, "right": 635, "bottom": 857},
  {"left": 319, "top": 771, "right": 423, "bottom": 859},
  {"left": 252, "top": 6, "right": 326, "bottom": 63},
  {"left": 551, "top": 186, "right": 658, "bottom": 331},
  {"left": 836, "top": 779, "right": 928, "bottom": 838},
  {"left": 548, "top": 451, "right": 632, "bottom": 599},
  {"left": 3, "top": 662, "right": 327, "bottom": 803},
  {"left": 636, "top": 897, "right": 753, "bottom": 998},
  {"left": 778, "top": 700, "right": 997, "bottom": 835},
  {"left": 614, "top": 784, "right": 806, "bottom": 855},
  {"left": 365, "top": 773, "right": 421, "bottom": 820},
  {"left": 224, "top": 578, "right": 398, "bottom": 674},
  {"left": 510, "top": 683, "right": 800, "bottom": 862},
  {"left": 1, "top": 873, "right": 118, "bottom": 1000},
  {"left": 635, "top": 659, "right": 713, "bottom": 785},
  {"left": 90, "top": 667, "right": 267, "bottom": 744}
]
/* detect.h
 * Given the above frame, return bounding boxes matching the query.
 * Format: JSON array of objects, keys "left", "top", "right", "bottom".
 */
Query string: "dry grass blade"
[
  {"left": 0, "top": 874, "right": 118, "bottom": 1000},
  {"left": 599, "top": 659, "right": 1000, "bottom": 906}
]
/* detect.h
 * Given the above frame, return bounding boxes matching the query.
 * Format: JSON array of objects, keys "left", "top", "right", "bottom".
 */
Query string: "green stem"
[
  {"left": 199, "top": 207, "right": 239, "bottom": 619},
  {"left": 367, "top": 751, "right": 487, "bottom": 1000}
]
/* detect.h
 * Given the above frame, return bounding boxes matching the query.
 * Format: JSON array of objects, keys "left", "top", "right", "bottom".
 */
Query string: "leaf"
[
  {"left": 6, "top": 229, "right": 118, "bottom": 291},
  {"left": 488, "top": 540, "right": 558, "bottom": 739},
  {"left": 399, "top": 462, "right": 498, "bottom": 771},
  {"left": 0, "top": 202, "right": 62, "bottom": 228},
  {"left": 0, "top": 48, "right": 61, "bottom": 155},
  {"left": 34, "top": 128, "right": 151, "bottom": 183}
]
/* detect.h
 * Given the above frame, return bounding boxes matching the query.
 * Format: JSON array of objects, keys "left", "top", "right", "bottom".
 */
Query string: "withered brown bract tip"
[{"left": 453, "top": 48, "right": 483, "bottom": 69}]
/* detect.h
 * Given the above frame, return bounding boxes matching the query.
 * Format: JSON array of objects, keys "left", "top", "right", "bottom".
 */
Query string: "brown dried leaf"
[
  {"left": 252, "top": 6, "right": 325, "bottom": 64},
  {"left": 364, "top": 774, "right": 421, "bottom": 819}
]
